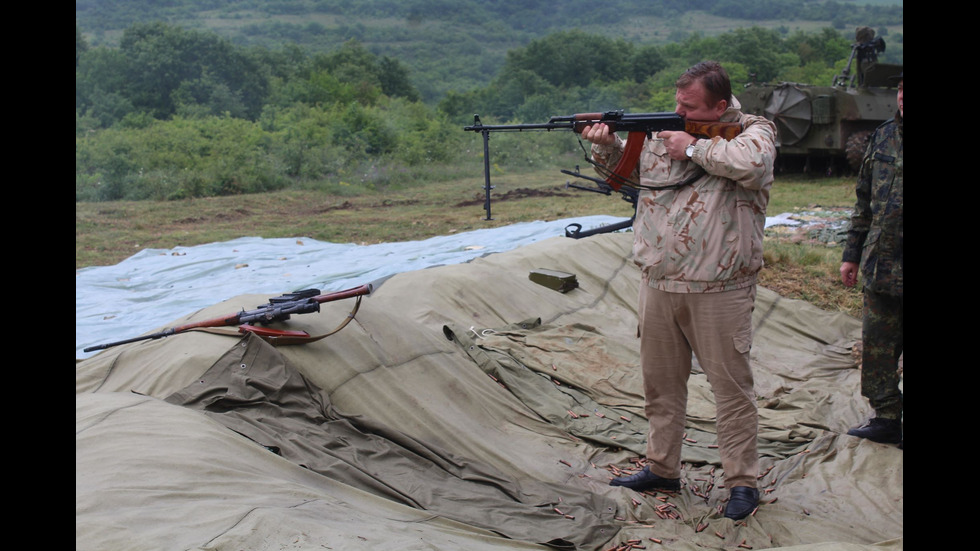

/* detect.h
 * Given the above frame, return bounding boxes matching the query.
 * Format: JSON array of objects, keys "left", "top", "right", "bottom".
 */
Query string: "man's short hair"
[{"left": 676, "top": 61, "right": 732, "bottom": 108}]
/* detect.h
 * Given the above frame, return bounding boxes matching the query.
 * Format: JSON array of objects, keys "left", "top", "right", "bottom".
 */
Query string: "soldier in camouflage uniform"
[
  {"left": 581, "top": 61, "right": 777, "bottom": 521},
  {"left": 840, "top": 72, "right": 903, "bottom": 447}
]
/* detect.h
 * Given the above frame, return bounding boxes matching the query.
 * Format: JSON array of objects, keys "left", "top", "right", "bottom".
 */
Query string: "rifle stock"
[
  {"left": 683, "top": 120, "right": 742, "bottom": 141},
  {"left": 82, "top": 283, "right": 373, "bottom": 353}
]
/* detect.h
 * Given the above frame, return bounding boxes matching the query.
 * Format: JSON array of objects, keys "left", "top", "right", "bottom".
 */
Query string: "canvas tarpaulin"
[
  {"left": 75, "top": 216, "right": 630, "bottom": 359},
  {"left": 76, "top": 232, "right": 902, "bottom": 550}
]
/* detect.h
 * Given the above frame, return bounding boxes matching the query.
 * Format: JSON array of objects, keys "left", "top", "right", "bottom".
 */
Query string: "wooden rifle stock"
[
  {"left": 82, "top": 283, "right": 374, "bottom": 353},
  {"left": 683, "top": 120, "right": 743, "bottom": 141}
]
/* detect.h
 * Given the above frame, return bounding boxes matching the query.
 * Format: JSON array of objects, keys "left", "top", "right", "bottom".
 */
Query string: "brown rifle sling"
[{"left": 192, "top": 295, "right": 363, "bottom": 346}]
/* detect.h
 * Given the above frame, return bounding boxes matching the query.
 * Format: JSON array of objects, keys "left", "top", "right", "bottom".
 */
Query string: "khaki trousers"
[{"left": 638, "top": 283, "right": 759, "bottom": 489}]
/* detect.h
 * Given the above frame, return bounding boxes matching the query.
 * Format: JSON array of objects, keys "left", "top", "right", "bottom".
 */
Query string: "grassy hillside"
[{"left": 76, "top": 0, "right": 903, "bottom": 102}]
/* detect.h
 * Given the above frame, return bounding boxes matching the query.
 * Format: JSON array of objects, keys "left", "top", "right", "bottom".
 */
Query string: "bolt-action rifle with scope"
[{"left": 83, "top": 284, "right": 374, "bottom": 352}]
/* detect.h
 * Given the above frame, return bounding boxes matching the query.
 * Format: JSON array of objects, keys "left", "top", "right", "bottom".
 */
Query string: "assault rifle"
[
  {"left": 463, "top": 111, "right": 742, "bottom": 220},
  {"left": 82, "top": 283, "right": 374, "bottom": 352}
]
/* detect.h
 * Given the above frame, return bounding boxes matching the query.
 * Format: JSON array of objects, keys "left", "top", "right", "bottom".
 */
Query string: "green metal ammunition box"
[{"left": 529, "top": 269, "right": 578, "bottom": 293}]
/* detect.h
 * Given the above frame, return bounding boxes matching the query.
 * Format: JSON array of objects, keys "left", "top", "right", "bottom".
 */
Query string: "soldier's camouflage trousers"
[{"left": 861, "top": 288, "right": 903, "bottom": 419}]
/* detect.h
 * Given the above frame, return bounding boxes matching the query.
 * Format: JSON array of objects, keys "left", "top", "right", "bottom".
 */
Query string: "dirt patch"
[
  {"left": 309, "top": 198, "right": 422, "bottom": 213},
  {"left": 173, "top": 207, "right": 253, "bottom": 224},
  {"left": 213, "top": 208, "right": 253, "bottom": 220},
  {"left": 313, "top": 200, "right": 356, "bottom": 213},
  {"left": 454, "top": 187, "right": 574, "bottom": 207},
  {"left": 372, "top": 198, "right": 421, "bottom": 208}
]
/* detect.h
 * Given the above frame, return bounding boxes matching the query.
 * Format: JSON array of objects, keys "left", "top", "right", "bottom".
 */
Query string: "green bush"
[{"left": 76, "top": 115, "right": 286, "bottom": 200}]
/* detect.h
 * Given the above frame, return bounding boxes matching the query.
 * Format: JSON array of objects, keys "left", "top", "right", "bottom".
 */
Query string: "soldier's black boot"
[
  {"left": 609, "top": 466, "right": 680, "bottom": 492},
  {"left": 724, "top": 487, "right": 759, "bottom": 520},
  {"left": 847, "top": 417, "right": 902, "bottom": 445}
]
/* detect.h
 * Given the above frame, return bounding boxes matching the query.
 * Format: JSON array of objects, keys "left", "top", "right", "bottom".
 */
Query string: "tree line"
[
  {"left": 77, "top": 0, "right": 902, "bottom": 102},
  {"left": 77, "top": 0, "right": 904, "bottom": 37},
  {"left": 76, "top": 22, "right": 901, "bottom": 202}
]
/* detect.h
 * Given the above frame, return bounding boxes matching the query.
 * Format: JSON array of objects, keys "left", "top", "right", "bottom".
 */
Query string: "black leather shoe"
[
  {"left": 609, "top": 466, "right": 680, "bottom": 491},
  {"left": 724, "top": 486, "right": 759, "bottom": 520},
  {"left": 846, "top": 418, "right": 902, "bottom": 444}
]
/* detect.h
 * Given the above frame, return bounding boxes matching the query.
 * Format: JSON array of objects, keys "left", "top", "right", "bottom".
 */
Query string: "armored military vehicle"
[{"left": 737, "top": 27, "right": 902, "bottom": 174}]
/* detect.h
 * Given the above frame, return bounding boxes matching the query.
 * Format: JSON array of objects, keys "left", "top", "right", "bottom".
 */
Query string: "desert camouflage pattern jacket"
[
  {"left": 842, "top": 113, "right": 903, "bottom": 296},
  {"left": 591, "top": 99, "right": 777, "bottom": 293}
]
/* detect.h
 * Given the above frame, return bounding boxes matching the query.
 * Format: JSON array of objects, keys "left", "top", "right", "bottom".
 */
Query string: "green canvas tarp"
[{"left": 76, "top": 232, "right": 902, "bottom": 550}]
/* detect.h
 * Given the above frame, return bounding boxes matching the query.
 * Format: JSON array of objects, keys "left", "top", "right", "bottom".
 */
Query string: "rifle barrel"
[
  {"left": 82, "top": 329, "right": 176, "bottom": 353},
  {"left": 464, "top": 121, "right": 574, "bottom": 132}
]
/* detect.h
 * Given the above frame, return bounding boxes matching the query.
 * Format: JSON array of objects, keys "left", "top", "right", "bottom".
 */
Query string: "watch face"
[{"left": 686, "top": 144, "right": 695, "bottom": 157}]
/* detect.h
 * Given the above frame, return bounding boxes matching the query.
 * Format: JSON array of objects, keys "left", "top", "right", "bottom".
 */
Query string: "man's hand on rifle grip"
[{"left": 659, "top": 130, "right": 697, "bottom": 161}]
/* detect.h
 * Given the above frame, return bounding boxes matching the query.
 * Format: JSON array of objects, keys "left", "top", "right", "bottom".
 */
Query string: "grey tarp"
[{"left": 76, "top": 232, "right": 902, "bottom": 550}]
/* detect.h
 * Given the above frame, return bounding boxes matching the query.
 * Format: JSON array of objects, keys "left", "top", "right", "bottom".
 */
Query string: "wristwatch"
[{"left": 685, "top": 143, "right": 696, "bottom": 159}]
